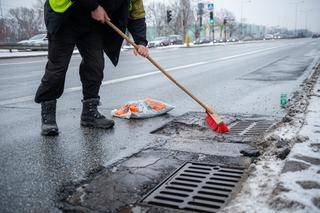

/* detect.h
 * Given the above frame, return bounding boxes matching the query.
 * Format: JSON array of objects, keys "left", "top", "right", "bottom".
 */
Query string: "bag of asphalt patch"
[{"left": 111, "top": 98, "right": 174, "bottom": 119}]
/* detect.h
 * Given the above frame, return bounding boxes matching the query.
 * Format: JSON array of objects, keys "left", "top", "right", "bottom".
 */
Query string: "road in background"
[
  {"left": 1, "top": 38, "right": 320, "bottom": 212},
  {"left": 0, "top": 39, "right": 319, "bottom": 115}
]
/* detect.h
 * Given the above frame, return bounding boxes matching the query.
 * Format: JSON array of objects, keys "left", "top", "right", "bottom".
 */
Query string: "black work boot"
[
  {"left": 41, "top": 100, "right": 59, "bottom": 136},
  {"left": 81, "top": 98, "right": 115, "bottom": 129}
]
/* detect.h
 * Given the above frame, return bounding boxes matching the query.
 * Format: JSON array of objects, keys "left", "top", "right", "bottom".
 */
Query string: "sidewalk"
[
  {"left": 222, "top": 64, "right": 320, "bottom": 213},
  {"left": 0, "top": 39, "right": 270, "bottom": 59},
  {"left": 0, "top": 49, "right": 79, "bottom": 59}
]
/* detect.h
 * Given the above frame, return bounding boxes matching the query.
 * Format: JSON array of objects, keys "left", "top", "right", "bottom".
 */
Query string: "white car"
[
  {"left": 18, "top": 33, "right": 48, "bottom": 46},
  {"left": 264, "top": 34, "right": 274, "bottom": 40},
  {"left": 148, "top": 37, "right": 169, "bottom": 48}
]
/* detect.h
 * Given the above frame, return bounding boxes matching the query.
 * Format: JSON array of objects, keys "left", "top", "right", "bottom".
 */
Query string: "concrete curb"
[
  {"left": 0, "top": 51, "right": 80, "bottom": 59},
  {"left": 1, "top": 38, "right": 307, "bottom": 59},
  {"left": 0, "top": 39, "right": 281, "bottom": 59}
]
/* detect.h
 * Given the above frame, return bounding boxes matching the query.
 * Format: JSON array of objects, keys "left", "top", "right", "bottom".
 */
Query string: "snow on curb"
[
  {"left": 0, "top": 40, "right": 281, "bottom": 59},
  {"left": 270, "top": 80, "right": 320, "bottom": 213},
  {"left": 0, "top": 49, "right": 80, "bottom": 59},
  {"left": 222, "top": 63, "right": 320, "bottom": 213}
]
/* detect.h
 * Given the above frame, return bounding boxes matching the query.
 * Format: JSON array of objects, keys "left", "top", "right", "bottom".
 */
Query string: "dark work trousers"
[{"left": 34, "top": 20, "right": 104, "bottom": 103}]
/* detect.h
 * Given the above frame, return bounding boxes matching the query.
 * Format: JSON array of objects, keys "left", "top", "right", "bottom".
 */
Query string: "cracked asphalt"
[
  {"left": 1, "top": 38, "right": 320, "bottom": 212},
  {"left": 60, "top": 149, "right": 251, "bottom": 213}
]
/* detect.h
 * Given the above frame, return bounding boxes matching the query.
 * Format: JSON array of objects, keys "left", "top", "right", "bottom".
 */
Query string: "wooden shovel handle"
[{"left": 105, "top": 20, "right": 218, "bottom": 116}]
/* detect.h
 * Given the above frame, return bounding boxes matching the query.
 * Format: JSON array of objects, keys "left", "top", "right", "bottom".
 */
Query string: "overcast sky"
[{"left": 1, "top": 0, "right": 319, "bottom": 32}]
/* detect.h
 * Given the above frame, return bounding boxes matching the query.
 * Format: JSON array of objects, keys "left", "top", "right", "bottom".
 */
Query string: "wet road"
[{"left": 1, "top": 38, "right": 320, "bottom": 212}]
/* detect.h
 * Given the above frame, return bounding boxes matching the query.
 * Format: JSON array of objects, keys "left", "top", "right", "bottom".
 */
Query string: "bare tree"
[
  {"left": 0, "top": 18, "right": 15, "bottom": 42},
  {"left": 8, "top": 7, "right": 43, "bottom": 40},
  {"left": 145, "top": 2, "right": 167, "bottom": 37},
  {"left": 145, "top": 0, "right": 195, "bottom": 39},
  {"left": 174, "top": 0, "right": 194, "bottom": 39},
  {"left": 216, "top": 9, "right": 236, "bottom": 40},
  {"left": 34, "top": 0, "right": 46, "bottom": 32},
  {"left": 0, "top": 0, "right": 46, "bottom": 42}
]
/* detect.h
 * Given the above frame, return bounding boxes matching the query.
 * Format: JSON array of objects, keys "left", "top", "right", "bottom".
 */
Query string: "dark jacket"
[{"left": 44, "top": 0, "right": 147, "bottom": 66}]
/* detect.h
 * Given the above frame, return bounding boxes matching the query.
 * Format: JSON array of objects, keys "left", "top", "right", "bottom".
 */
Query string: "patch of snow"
[
  {"left": 0, "top": 50, "right": 79, "bottom": 58},
  {"left": 222, "top": 158, "right": 284, "bottom": 213}
]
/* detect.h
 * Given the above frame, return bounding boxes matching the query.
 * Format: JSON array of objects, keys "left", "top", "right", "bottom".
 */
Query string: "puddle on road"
[{"left": 151, "top": 112, "right": 278, "bottom": 143}]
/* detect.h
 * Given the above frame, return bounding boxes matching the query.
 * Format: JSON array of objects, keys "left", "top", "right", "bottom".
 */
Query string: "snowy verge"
[
  {"left": 0, "top": 49, "right": 80, "bottom": 59},
  {"left": 222, "top": 64, "right": 320, "bottom": 213},
  {"left": 0, "top": 39, "right": 277, "bottom": 59}
]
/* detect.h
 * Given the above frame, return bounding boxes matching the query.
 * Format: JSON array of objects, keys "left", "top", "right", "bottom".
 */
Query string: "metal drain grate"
[
  {"left": 141, "top": 162, "right": 245, "bottom": 213},
  {"left": 229, "top": 120, "right": 275, "bottom": 137}
]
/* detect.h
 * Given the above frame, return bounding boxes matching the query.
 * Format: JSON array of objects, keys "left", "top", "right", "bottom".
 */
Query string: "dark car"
[
  {"left": 193, "top": 38, "right": 211, "bottom": 45},
  {"left": 312, "top": 34, "right": 320, "bottom": 38},
  {"left": 168, "top": 35, "right": 183, "bottom": 45},
  {"left": 227, "top": 37, "right": 239, "bottom": 42},
  {"left": 147, "top": 37, "right": 170, "bottom": 48}
]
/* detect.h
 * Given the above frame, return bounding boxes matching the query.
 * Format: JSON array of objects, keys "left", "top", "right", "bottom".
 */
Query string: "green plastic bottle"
[{"left": 281, "top": 94, "right": 287, "bottom": 106}]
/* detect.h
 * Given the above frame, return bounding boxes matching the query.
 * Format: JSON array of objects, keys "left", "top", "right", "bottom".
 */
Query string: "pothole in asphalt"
[
  {"left": 59, "top": 149, "right": 250, "bottom": 213},
  {"left": 141, "top": 162, "right": 246, "bottom": 213},
  {"left": 151, "top": 112, "right": 278, "bottom": 143}
]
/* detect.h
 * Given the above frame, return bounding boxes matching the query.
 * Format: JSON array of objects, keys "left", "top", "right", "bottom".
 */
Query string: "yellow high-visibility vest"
[
  {"left": 49, "top": 0, "right": 74, "bottom": 13},
  {"left": 129, "top": 0, "right": 145, "bottom": 19}
]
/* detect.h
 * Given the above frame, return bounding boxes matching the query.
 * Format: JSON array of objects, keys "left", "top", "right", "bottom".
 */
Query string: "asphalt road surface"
[{"left": 1, "top": 38, "right": 320, "bottom": 212}]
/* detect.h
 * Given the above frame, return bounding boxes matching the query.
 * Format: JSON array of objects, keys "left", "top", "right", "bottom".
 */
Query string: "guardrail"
[{"left": 0, "top": 43, "right": 48, "bottom": 52}]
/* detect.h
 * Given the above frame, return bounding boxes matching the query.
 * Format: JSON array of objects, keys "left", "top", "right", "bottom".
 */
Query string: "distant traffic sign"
[{"left": 208, "top": 3, "right": 214, "bottom": 10}]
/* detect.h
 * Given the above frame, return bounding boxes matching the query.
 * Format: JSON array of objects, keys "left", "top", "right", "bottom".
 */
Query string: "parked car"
[
  {"left": 193, "top": 38, "right": 211, "bottom": 45},
  {"left": 227, "top": 37, "right": 239, "bottom": 42},
  {"left": 148, "top": 37, "right": 170, "bottom": 48},
  {"left": 242, "top": 36, "right": 255, "bottom": 41},
  {"left": 273, "top": 34, "right": 282, "bottom": 39},
  {"left": 264, "top": 34, "right": 274, "bottom": 40},
  {"left": 18, "top": 33, "right": 48, "bottom": 46},
  {"left": 312, "top": 34, "right": 320, "bottom": 38},
  {"left": 168, "top": 35, "right": 183, "bottom": 45}
]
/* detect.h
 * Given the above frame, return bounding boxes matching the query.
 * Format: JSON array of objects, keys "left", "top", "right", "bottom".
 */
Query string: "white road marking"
[
  {"left": 0, "top": 62, "right": 207, "bottom": 105},
  {"left": 213, "top": 46, "right": 283, "bottom": 62},
  {"left": 0, "top": 46, "right": 287, "bottom": 106}
]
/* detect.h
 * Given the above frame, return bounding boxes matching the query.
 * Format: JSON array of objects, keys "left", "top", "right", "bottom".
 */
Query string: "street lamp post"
[
  {"left": 300, "top": 9, "right": 312, "bottom": 32},
  {"left": 292, "top": 1, "right": 304, "bottom": 37},
  {"left": 240, "top": 0, "right": 251, "bottom": 39},
  {"left": 0, "top": 0, "right": 3, "bottom": 18}
]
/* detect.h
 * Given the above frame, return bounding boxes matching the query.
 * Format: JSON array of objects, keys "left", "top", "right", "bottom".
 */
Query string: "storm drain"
[
  {"left": 228, "top": 120, "right": 275, "bottom": 137},
  {"left": 151, "top": 112, "right": 277, "bottom": 142},
  {"left": 141, "top": 162, "right": 245, "bottom": 213}
]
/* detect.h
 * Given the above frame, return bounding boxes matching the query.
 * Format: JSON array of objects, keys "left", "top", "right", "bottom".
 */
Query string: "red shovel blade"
[{"left": 206, "top": 112, "right": 230, "bottom": 134}]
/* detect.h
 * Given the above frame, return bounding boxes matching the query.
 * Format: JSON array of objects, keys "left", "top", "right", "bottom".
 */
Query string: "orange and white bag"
[{"left": 111, "top": 98, "right": 175, "bottom": 119}]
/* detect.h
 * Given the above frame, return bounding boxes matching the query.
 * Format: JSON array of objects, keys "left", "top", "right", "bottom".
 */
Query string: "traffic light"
[
  {"left": 223, "top": 18, "right": 227, "bottom": 25},
  {"left": 167, "top": 10, "right": 172, "bottom": 23},
  {"left": 209, "top": 11, "right": 214, "bottom": 25},
  {"left": 197, "top": 3, "right": 204, "bottom": 16}
]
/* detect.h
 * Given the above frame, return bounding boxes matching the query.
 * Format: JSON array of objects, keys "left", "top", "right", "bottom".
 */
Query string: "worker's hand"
[
  {"left": 91, "top": 5, "right": 110, "bottom": 23},
  {"left": 134, "top": 45, "right": 149, "bottom": 58}
]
